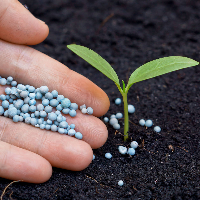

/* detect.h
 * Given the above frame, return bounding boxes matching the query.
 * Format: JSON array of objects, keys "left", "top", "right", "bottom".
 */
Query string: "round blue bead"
[
  {"left": 38, "top": 118, "right": 44, "bottom": 124},
  {"left": 40, "top": 86, "right": 49, "bottom": 94},
  {"left": 0, "top": 94, "right": 6, "bottom": 101},
  {"left": 145, "top": 119, "right": 153, "bottom": 127},
  {"left": 11, "top": 81, "right": 17, "bottom": 87},
  {"left": 56, "top": 104, "right": 63, "bottom": 111},
  {"left": 21, "top": 104, "right": 29, "bottom": 113},
  {"left": 17, "top": 84, "right": 26, "bottom": 91},
  {"left": 8, "top": 107, "right": 18, "bottom": 118},
  {"left": 45, "top": 124, "right": 51, "bottom": 130},
  {"left": 42, "top": 99, "right": 50, "bottom": 106},
  {"left": 13, "top": 115, "right": 19, "bottom": 122},
  {"left": 29, "top": 93, "right": 36, "bottom": 99},
  {"left": 48, "top": 112, "right": 57, "bottom": 121},
  {"left": 128, "top": 105, "right": 135, "bottom": 113},
  {"left": 154, "top": 126, "right": 161, "bottom": 133},
  {"left": 30, "top": 118, "right": 38, "bottom": 126},
  {"left": 47, "top": 119, "right": 52, "bottom": 125},
  {"left": 70, "top": 103, "right": 78, "bottom": 110},
  {"left": 51, "top": 90, "right": 58, "bottom": 97},
  {"left": 130, "top": 141, "right": 138, "bottom": 149},
  {"left": 115, "top": 98, "right": 121, "bottom": 105},
  {"left": 40, "top": 111, "right": 47, "bottom": 118},
  {"left": 2, "top": 100, "right": 9, "bottom": 108},
  {"left": 68, "top": 129, "right": 76, "bottom": 136},
  {"left": 103, "top": 117, "right": 109, "bottom": 123},
  {"left": 23, "top": 113, "right": 30, "bottom": 119},
  {"left": 29, "top": 99, "right": 36, "bottom": 106},
  {"left": 40, "top": 124, "right": 46, "bottom": 129},
  {"left": 55, "top": 110, "right": 61, "bottom": 115},
  {"left": 56, "top": 115, "right": 63, "bottom": 123},
  {"left": 70, "top": 124, "right": 75, "bottom": 129},
  {"left": 57, "top": 95, "right": 64, "bottom": 102},
  {"left": 25, "top": 117, "right": 31, "bottom": 124},
  {"left": 115, "top": 113, "right": 123, "bottom": 119},
  {"left": 34, "top": 111, "right": 40, "bottom": 117},
  {"left": 28, "top": 86, "right": 35, "bottom": 93},
  {"left": 62, "top": 108, "right": 70, "bottom": 114},
  {"left": 69, "top": 109, "right": 76, "bottom": 117},
  {"left": 44, "top": 105, "right": 52, "bottom": 113},
  {"left": 118, "top": 180, "right": 124, "bottom": 186},
  {"left": 87, "top": 107, "right": 93, "bottom": 115},
  {"left": 45, "top": 92, "right": 53, "bottom": 100},
  {"left": 4, "top": 110, "right": 8, "bottom": 117},
  {"left": 35, "top": 92, "right": 43, "bottom": 99},
  {"left": 29, "top": 105, "right": 36, "bottom": 112},
  {"left": 5, "top": 87, "right": 11, "bottom": 95},
  {"left": 127, "top": 148, "right": 135, "bottom": 156},
  {"left": 0, "top": 106, "right": 4, "bottom": 115},
  {"left": 37, "top": 104, "right": 44, "bottom": 111},
  {"left": 50, "top": 99, "right": 59, "bottom": 107},
  {"left": 105, "top": 153, "right": 112, "bottom": 159},
  {"left": 20, "top": 91, "right": 29, "bottom": 98},
  {"left": 7, "top": 76, "right": 13, "bottom": 82},
  {"left": 61, "top": 98, "right": 71, "bottom": 108},
  {"left": 139, "top": 119, "right": 145, "bottom": 126},
  {"left": 58, "top": 128, "right": 65, "bottom": 134},
  {"left": 75, "top": 132, "right": 83, "bottom": 139},
  {"left": 59, "top": 121, "right": 68, "bottom": 128},
  {"left": 0, "top": 78, "right": 7, "bottom": 85},
  {"left": 51, "top": 124, "right": 58, "bottom": 132}
]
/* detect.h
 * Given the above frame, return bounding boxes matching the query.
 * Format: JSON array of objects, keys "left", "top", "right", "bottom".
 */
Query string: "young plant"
[{"left": 67, "top": 44, "right": 199, "bottom": 141}]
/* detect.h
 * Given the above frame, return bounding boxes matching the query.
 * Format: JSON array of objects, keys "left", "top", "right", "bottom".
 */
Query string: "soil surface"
[{"left": 0, "top": 0, "right": 199, "bottom": 199}]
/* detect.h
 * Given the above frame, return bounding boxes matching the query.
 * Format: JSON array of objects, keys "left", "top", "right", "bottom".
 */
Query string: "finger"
[
  {"left": 0, "top": 40, "right": 110, "bottom": 117},
  {"left": 0, "top": 116, "right": 94, "bottom": 171},
  {"left": 0, "top": 0, "right": 49, "bottom": 45},
  {"left": 0, "top": 140, "right": 52, "bottom": 183}
]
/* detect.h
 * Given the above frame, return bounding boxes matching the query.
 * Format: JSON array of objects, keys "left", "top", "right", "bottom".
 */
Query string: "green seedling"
[{"left": 67, "top": 44, "right": 199, "bottom": 141}]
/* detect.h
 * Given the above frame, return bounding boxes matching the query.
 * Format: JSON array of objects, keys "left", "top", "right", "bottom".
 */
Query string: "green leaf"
[
  {"left": 126, "top": 56, "right": 199, "bottom": 91},
  {"left": 67, "top": 44, "right": 120, "bottom": 86}
]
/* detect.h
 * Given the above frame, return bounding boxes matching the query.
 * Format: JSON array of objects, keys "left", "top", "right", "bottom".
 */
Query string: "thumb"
[{"left": 0, "top": 0, "right": 49, "bottom": 45}]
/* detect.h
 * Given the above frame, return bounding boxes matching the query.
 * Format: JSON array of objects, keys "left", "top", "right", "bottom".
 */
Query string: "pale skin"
[{"left": 0, "top": 0, "right": 110, "bottom": 183}]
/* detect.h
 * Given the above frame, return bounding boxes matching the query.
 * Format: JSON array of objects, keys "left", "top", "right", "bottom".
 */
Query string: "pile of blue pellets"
[{"left": 0, "top": 76, "right": 94, "bottom": 140}]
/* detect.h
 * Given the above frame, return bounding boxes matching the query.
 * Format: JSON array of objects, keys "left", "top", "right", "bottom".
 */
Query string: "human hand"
[{"left": 0, "top": 0, "right": 109, "bottom": 183}]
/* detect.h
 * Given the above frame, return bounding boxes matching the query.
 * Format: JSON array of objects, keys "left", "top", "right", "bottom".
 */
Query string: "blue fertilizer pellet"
[
  {"left": 105, "top": 153, "right": 112, "bottom": 159},
  {"left": 45, "top": 92, "right": 53, "bottom": 100},
  {"left": 50, "top": 99, "right": 59, "bottom": 107},
  {"left": 42, "top": 99, "right": 49, "bottom": 106},
  {"left": 44, "top": 105, "right": 52, "bottom": 113},
  {"left": 70, "top": 103, "right": 78, "bottom": 110},
  {"left": 57, "top": 95, "right": 65, "bottom": 102},
  {"left": 75, "top": 132, "right": 83, "bottom": 139},
  {"left": 51, "top": 124, "right": 58, "bottom": 132},
  {"left": 58, "top": 128, "right": 65, "bottom": 134},
  {"left": 13, "top": 115, "right": 19, "bottom": 122},
  {"left": 0, "top": 106, "right": 4, "bottom": 115},
  {"left": 70, "top": 124, "right": 75, "bottom": 129},
  {"left": 29, "top": 93, "right": 36, "bottom": 99},
  {"left": 62, "top": 108, "right": 70, "bottom": 114},
  {"left": 35, "top": 92, "right": 43, "bottom": 99},
  {"left": 51, "top": 90, "right": 58, "bottom": 97},
  {"left": 11, "top": 81, "right": 17, "bottom": 87},
  {"left": 61, "top": 98, "right": 71, "bottom": 108},
  {"left": 40, "top": 86, "right": 49, "bottom": 94},
  {"left": 69, "top": 109, "right": 76, "bottom": 117},
  {"left": 28, "top": 86, "right": 35, "bottom": 93},
  {"left": 29, "top": 99, "right": 36, "bottom": 106},
  {"left": 56, "top": 104, "right": 63, "bottom": 111},
  {"left": 2, "top": 100, "right": 9, "bottom": 108}
]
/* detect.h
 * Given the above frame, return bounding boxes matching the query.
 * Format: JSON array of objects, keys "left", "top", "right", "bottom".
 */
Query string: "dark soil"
[{"left": 0, "top": 0, "right": 199, "bottom": 199}]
